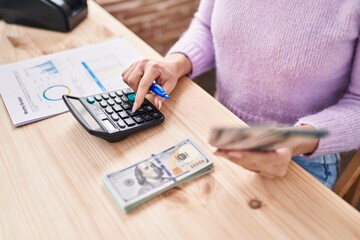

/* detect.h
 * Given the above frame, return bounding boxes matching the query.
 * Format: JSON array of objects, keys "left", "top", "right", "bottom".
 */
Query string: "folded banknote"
[
  {"left": 209, "top": 127, "right": 328, "bottom": 151},
  {"left": 103, "top": 139, "right": 214, "bottom": 213}
]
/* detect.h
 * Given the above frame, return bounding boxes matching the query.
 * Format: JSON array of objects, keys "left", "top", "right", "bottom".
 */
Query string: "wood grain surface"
[{"left": 0, "top": 2, "right": 359, "bottom": 239}]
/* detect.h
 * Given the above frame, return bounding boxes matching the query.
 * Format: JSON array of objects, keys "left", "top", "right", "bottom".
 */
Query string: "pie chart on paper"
[{"left": 43, "top": 85, "right": 71, "bottom": 101}]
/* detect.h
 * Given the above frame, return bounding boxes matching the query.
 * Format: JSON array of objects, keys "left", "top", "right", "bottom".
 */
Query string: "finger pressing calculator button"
[
  {"left": 86, "top": 97, "right": 95, "bottom": 104},
  {"left": 127, "top": 110, "right": 138, "bottom": 117},
  {"left": 65, "top": 87, "right": 165, "bottom": 142},
  {"left": 124, "top": 118, "right": 135, "bottom": 126}
]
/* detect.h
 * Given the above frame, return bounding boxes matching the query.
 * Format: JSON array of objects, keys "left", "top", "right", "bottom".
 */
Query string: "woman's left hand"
[
  {"left": 214, "top": 148, "right": 292, "bottom": 178},
  {"left": 213, "top": 125, "right": 320, "bottom": 178}
]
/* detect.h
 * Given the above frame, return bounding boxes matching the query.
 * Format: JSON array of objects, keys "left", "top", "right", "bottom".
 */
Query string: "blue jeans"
[{"left": 292, "top": 154, "right": 340, "bottom": 189}]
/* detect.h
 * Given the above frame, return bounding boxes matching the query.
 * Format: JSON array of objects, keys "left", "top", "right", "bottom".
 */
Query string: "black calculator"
[{"left": 62, "top": 88, "right": 165, "bottom": 142}]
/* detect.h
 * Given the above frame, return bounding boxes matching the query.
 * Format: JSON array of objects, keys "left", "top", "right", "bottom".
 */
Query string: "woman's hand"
[
  {"left": 215, "top": 148, "right": 292, "bottom": 178},
  {"left": 121, "top": 53, "right": 192, "bottom": 112},
  {"left": 214, "top": 125, "right": 320, "bottom": 178}
]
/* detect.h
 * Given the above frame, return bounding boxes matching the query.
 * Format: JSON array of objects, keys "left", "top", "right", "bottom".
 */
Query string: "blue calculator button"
[
  {"left": 127, "top": 93, "right": 136, "bottom": 102},
  {"left": 86, "top": 97, "right": 95, "bottom": 104}
]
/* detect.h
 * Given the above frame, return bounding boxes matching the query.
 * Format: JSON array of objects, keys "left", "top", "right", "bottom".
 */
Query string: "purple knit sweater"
[{"left": 168, "top": 0, "right": 360, "bottom": 157}]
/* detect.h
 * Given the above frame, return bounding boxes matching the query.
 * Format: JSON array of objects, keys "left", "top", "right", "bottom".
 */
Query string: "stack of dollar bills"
[{"left": 103, "top": 139, "right": 214, "bottom": 213}]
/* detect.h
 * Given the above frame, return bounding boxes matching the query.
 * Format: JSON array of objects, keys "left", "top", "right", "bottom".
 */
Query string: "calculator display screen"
[{"left": 68, "top": 98, "right": 102, "bottom": 131}]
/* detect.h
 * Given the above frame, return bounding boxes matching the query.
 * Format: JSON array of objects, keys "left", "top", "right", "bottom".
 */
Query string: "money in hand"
[
  {"left": 209, "top": 127, "right": 328, "bottom": 151},
  {"left": 103, "top": 139, "right": 214, "bottom": 213}
]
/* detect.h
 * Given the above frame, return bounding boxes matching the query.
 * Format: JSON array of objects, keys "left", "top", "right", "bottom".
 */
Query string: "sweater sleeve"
[
  {"left": 167, "top": 0, "right": 215, "bottom": 79},
  {"left": 295, "top": 36, "right": 360, "bottom": 157}
]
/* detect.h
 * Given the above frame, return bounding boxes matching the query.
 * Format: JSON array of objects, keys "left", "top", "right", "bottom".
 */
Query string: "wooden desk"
[{"left": 0, "top": 2, "right": 359, "bottom": 239}]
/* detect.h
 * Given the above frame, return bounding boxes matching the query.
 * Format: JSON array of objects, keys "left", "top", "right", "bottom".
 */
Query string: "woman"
[{"left": 122, "top": 0, "right": 360, "bottom": 188}]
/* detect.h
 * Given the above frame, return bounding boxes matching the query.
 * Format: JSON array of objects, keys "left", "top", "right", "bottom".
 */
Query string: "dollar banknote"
[
  {"left": 209, "top": 127, "right": 328, "bottom": 151},
  {"left": 103, "top": 139, "right": 214, "bottom": 213}
]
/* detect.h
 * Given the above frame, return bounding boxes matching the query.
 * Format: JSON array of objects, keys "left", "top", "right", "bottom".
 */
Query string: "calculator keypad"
[{"left": 86, "top": 88, "right": 164, "bottom": 132}]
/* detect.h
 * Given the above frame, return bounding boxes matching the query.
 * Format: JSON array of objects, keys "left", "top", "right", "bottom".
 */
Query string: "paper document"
[{"left": 0, "top": 37, "right": 143, "bottom": 126}]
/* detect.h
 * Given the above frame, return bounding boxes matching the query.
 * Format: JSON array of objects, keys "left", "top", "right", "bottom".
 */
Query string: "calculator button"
[
  {"left": 121, "top": 102, "right": 132, "bottom": 110},
  {"left": 105, "top": 107, "right": 114, "bottom": 114},
  {"left": 107, "top": 99, "right": 115, "bottom": 106},
  {"left": 119, "top": 111, "right": 129, "bottom": 119},
  {"left": 124, "top": 118, "right": 135, "bottom": 126},
  {"left": 102, "top": 119, "right": 118, "bottom": 132},
  {"left": 117, "top": 120, "right": 126, "bottom": 129},
  {"left": 151, "top": 112, "right": 162, "bottom": 119},
  {"left": 111, "top": 113, "right": 120, "bottom": 121},
  {"left": 114, "top": 97, "right": 122, "bottom": 105},
  {"left": 86, "top": 97, "right": 95, "bottom": 104},
  {"left": 115, "top": 91, "right": 123, "bottom": 97},
  {"left": 143, "top": 114, "right": 153, "bottom": 121},
  {"left": 144, "top": 105, "right": 154, "bottom": 112},
  {"left": 127, "top": 110, "right": 138, "bottom": 117},
  {"left": 101, "top": 93, "right": 110, "bottom": 100},
  {"left": 121, "top": 95, "right": 128, "bottom": 102},
  {"left": 127, "top": 93, "right": 136, "bottom": 102},
  {"left": 137, "top": 107, "right": 146, "bottom": 114},
  {"left": 109, "top": 92, "right": 117, "bottom": 98},
  {"left": 122, "top": 88, "right": 134, "bottom": 95},
  {"left": 133, "top": 116, "right": 144, "bottom": 124},
  {"left": 99, "top": 101, "right": 108, "bottom": 108},
  {"left": 113, "top": 105, "right": 122, "bottom": 112},
  {"left": 94, "top": 95, "right": 102, "bottom": 101}
]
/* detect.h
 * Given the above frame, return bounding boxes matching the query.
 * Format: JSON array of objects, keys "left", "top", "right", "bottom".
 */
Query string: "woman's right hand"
[{"left": 121, "top": 53, "right": 192, "bottom": 112}]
